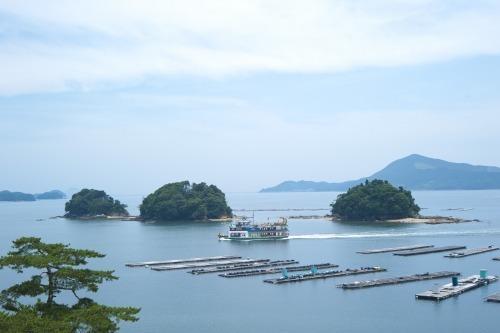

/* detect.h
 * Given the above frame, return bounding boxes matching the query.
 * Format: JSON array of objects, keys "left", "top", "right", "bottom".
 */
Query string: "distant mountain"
[
  {"left": 0, "top": 190, "right": 36, "bottom": 201},
  {"left": 260, "top": 154, "right": 500, "bottom": 192},
  {"left": 35, "top": 190, "right": 66, "bottom": 200},
  {"left": 0, "top": 189, "right": 66, "bottom": 201}
]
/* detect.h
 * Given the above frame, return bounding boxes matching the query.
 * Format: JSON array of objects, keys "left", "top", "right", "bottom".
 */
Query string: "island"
[
  {"left": 64, "top": 189, "right": 129, "bottom": 219},
  {"left": 261, "top": 154, "right": 500, "bottom": 192},
  {"left": 0, "top": 189, "right": 66, "bottom": 201},
  {"left": 0, "top": 190, "right": 36, "bottom": 202},
  {"left": 35, "top": 190, "right": 66, "bottom": 200},
  {"left": 140, "top": 181, "right": 232, "bottom": 221},
  {"left": 328, "top": 179, "right": 470, "bottom": 224},
  {"left": 331, "top": 179, "right": 420, "bottom": 221}
]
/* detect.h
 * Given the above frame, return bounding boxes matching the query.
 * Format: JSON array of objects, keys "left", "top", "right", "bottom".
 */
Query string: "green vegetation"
[
  {"left": 331, "top": 179, "right": 420, "bottom": 221},
  {"left": 64, "top": 189, "right": 128, "bottom": 218},
  {"left": 0, "top": 190, "right": 35, "bottom": 202},
  {"left": 0, "top": 237, "right": 140, "bottom": 333},
  {"left": 140, "top": 181, "right": 232, "bottom": 221}
]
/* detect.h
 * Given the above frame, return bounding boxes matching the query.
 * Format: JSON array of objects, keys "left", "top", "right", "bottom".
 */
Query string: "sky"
[{"left": 1, "top": 0, "right": 500, "bottom": 194}]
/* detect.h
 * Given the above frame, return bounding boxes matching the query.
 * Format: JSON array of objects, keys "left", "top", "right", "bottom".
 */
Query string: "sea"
[{"left": 1, "top": 190, "right": 500, "bottom": 333}]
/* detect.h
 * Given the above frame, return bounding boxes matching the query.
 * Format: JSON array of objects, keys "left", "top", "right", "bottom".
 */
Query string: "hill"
[
  {"left": 35, "top": 190, "right": 66, "bottom": 200},
  {"left": 260, "top": 154, "right": 500, "bottom": 192},
  {"left": 0, "top": 190, "right": 36, "bottom": 201},
  {"left": 64, "top": 189, "right": 128, "bottom": 218},
  {"left": 140, "top": 181, "right": 232, "bottom": 221},
  {"left": 0, "top": 189, "right": 66, "bottom": 201}
]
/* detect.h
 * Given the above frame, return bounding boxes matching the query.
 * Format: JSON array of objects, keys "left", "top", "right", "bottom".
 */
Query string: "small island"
[
  {"left": 0, "top": 190, "right": 36, "bottom": 202},
  {"left": 35, "top": 190, "right": 66, "bottom": 200},
  {"left": 140, "top": 181, "right": 232, "bottom": 221},
  {"left": 64, "top": 189, "right": 129, "bottom": 219},
  {"left": 0, "top": 189, "right": 66, "bottom": 202},
  {"left": 331, "top": 179, "right": 469, "bottom": 224}
]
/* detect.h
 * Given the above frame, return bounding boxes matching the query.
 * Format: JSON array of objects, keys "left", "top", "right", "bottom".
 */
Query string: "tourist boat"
[{"left": 218, "top": 217, "right": 289, "bottom": 240}]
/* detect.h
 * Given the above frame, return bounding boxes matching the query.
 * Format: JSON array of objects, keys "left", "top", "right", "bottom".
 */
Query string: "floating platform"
[
  {"left": 219, "top": 263, "right": 339, "bottom": 278},
  {"left": 337, "top": 271, "right": 460, "bottom": 289},
  {"left": 415, "top": 275, "right": 498, "bottom": 301},
  {"left": 189, "top": 260, "right": 299, "bottom": 275},
  {"left": 125, "top": 255, "right": 241, "bottom": 267},
  {"left": 394, "top": 245, "right": 466, "bottom": 256},
  {"left": 151, "top": 258, "right": 269, "bottom": 271},
  {"left": 445, "top": 246, "right": 499, "bottom": 258},
  {"left": 486, "top": 292, "right": 500, "bottom": 302},
  {"left": 357, "top": 245, "right": 434, "bottom": 254},
  {"left": 263, "top": 266, "right": 386, "bottom": 284}
]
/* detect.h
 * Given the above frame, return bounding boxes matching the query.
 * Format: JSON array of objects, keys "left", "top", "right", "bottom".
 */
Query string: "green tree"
[
  {"left": 140, "top": 181, "right": 232, "bottom": 221},
  {"left": 331, "top": 179, "right": 420, "bottom": 221},
  {"left": 65, "top": 189, "right": 128, "bottom": 218},
  {"left": 0, "top": 237, "right": 139, "bottom": 332}
]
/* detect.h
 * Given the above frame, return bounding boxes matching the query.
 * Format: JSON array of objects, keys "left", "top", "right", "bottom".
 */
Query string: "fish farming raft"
[
  {"left": 357, "top": 245, "right": 433, "bottom": 254},
  {"left": 220, "top": 263, "right": 339, "bottom": 278},
  {"left": 394, "top": 245, "right": 466, "bottom": 256},
  {"left": 444, "top": 246, "right": 499, "bottom": 258},
  {"left": 338, "top": 271, "right": 460, "bottom": 289},
  {"left": 263, "top": 266, "right": 386, "bottom": 284}
]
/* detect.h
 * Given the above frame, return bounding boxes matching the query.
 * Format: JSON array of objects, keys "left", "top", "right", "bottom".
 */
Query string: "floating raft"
[
  {"left": 337, "top": 271, "right": 459, "bottom": 289},
  {"left": 263, "top": 266, "right": 386, "bottom": 284},
  {"left": 220, "top": 263, "right": 339, "bottom": 278},
  {"left": 445, "top": 246, "right": 499, "bottom": 258},
  {"left": 151, "top": 258, "right": 269, "bottom": 271},
  {"left": 357, "top": 245, "right": 434, "bottom": 254},
  {"left": 394, "top": 245, "right": 466, "bottom": 256},
  {"left": 486, "top": 292, "right": 500, "bottom": 302},
  {"left": 189, "top": 260, "right": 299, "bottom": 275},
  {"left": 125, "top": 255, "right": 241, "bottom": 267},
  {"left": 415, "top": 275, "right": 498, "bottom": 301}
]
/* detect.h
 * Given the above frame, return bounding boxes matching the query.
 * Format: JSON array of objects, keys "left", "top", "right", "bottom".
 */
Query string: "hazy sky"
[{"left": 1, "top": 0, "right": 500, "bottom": 194}]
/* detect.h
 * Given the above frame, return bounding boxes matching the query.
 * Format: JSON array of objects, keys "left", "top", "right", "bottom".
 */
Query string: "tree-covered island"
[
  {"left": 331, "top": 179, "right": 420, "bottom": 221},
  {"left": 140, "top": 181, "right": 232, "bottom": 221},
  {"left": 64, "top": 189, "right": 129, "bottom": 218}
]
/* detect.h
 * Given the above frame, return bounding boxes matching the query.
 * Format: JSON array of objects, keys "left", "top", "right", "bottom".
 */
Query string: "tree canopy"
[
  {"left": 331, "top": 179, "right": 420, "bottom": 221},
  {"left": 65, "top": 189, "right": 128, "bottom": 218},
  {"left": 0, "top": 237, "right": 140, "bottom": 333},
  {"left": 140, "top": 181, "right": 232, "bottom": 221}
]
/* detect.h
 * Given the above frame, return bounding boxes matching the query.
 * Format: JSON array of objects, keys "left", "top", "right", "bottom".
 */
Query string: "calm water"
[{"left": 1, "top": 191, "right": 500, "bottom": 332}]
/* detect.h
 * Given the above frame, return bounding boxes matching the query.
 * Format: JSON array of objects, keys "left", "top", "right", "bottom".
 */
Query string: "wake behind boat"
[{"left": 218, "top": 217, "right": 289, "bottom": 240}]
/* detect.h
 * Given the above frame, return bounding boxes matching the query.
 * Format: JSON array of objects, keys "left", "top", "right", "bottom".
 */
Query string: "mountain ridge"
[{"left": 260, "top": 154, "right": 500, "bottom": 192}]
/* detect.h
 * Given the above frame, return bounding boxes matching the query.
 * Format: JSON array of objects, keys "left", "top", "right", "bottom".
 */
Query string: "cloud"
[{"left": 1, "top": 0, "right": 500, "bottom": 95}]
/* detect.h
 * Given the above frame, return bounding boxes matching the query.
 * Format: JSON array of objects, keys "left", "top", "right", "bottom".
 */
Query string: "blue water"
[{"left": 1, "top": 191, "right": 500, "bottom": 332}]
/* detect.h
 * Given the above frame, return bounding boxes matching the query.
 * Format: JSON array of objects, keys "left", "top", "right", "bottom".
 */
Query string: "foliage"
[
  {"left": 0, "top": 237, "right": 140, "bottom": 333},
  {"left": 0, "top": 190, "right": 36, "bottom": 202},
  {"left": 331, "top": 179, "right": 420, "bottom": 221},
  {"left": 140, "top": 181, "right": 232, "bottom": 221},
  {"left": 65, "top": 189, "right": 128, "bottom": 217}
]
